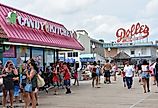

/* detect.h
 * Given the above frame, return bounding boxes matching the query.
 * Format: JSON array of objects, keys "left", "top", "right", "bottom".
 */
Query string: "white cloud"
[
  {"left": 0, "top": 0, "right": 157, "bottom": 42},
  {"left": 140, "top": 0, "right": 158, "bottom": 17}
]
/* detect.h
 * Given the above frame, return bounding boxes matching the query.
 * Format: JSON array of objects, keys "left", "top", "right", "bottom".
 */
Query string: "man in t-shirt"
[{"left": 124, "top": 61, "right": 134, "bottom": 89}]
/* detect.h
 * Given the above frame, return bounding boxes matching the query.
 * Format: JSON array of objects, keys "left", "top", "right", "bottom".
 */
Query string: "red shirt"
[
  {"left": 64, "top": 68, "right": 71, "bottom": 80},
  {"left": 52, "top": 72, "right": 59, "bottom": 82}
]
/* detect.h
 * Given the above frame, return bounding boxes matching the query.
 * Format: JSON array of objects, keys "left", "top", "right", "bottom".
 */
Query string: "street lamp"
[{"left": 92, "top": 43, "right": 95, "bottom": 62}]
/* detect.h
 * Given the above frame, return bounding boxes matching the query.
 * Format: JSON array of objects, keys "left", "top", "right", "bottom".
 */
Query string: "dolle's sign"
[
  {"left": 6, "top": 11, "right": 73, "bottom": 37},
  {"left": 116, "top": 23, "right": 149, "bottom": 43}
]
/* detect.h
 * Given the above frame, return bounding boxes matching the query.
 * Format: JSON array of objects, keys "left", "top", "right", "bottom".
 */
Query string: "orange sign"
[{"left": 116, "top": 23, "right": 149, "bottom": 43}]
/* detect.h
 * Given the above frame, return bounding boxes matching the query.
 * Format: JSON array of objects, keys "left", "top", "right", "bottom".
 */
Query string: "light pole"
[{"left": 92, "top": 43, "right": 95, "bottom": 62}]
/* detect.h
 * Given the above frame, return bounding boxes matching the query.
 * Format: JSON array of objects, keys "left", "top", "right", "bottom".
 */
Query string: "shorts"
[
  {"left": 64, "top": 80, "right": 70, "bottom": 86},
  {"left": 104, "top": 70, "right": 110, "bottom": 77},
  {"left": 92, "top": 73, "right": 97, "bottom": 78},
  {"left": 14, "top": 85, "right": 20, "bottom": 97}
]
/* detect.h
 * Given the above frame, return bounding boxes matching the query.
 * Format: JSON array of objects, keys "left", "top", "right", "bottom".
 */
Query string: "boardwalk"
[{"left": 1, "top": 76, "right": 158, "bottom": 108}]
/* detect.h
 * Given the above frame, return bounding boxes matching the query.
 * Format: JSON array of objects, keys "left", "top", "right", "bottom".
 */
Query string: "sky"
[{"left": 0, "top": 0, "right": 158, "bottom": 42}]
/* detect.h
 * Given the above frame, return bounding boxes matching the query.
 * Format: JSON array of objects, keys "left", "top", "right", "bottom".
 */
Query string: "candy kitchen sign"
[
  {"left": 6, "top": 11, "right": 73, "bottom": 37},
  {"left": 116, "top": 23, "right": 149, "bottom": 43}
]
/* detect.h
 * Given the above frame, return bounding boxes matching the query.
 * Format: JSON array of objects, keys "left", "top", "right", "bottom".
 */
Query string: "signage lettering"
[
  {"left": 116, "top": 23, "right": 149, "bottom": 43},
  {"left": 7, "top": 11, "right": 73, "bottom": 37}
]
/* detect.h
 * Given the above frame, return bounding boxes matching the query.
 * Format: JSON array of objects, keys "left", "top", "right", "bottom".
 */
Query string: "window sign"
[{"left": 3, "top": 45, "right": 16, "bottom": 58}]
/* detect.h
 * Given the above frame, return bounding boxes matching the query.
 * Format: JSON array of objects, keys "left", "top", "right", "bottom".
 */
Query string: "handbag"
[
  {"left": 24, "top": 82, "right": 32, "bottom": 92},
  {"left": 37, "top": 74, "right": 45, "bottom": 87}
]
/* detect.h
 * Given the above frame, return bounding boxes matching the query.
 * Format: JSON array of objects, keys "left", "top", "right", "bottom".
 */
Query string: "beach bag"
[
  {"left": 37, "top": 74, "right": 45, "bottom": 87},
  {"left": 24, "top": 82, "right": 32, "bottom": 92}
]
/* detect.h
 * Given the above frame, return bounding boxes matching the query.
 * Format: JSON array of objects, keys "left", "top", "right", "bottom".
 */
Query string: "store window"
[
  {"left": 32, "top": 48, "right": 43, "bottom": 70},
  {"left": 73, "top": 52, "right": 78, "bottom": 57},
  {"left": 68, "top": 52, "right": 72, "bottom": 57},
  {"left": 45, "top": 49, "right": 55, "bottom": 66},
  {"left": 16, "top": 46, "right": 30, "bottom": 67}
]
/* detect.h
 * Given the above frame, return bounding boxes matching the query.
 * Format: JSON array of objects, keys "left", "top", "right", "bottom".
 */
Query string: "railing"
[{"left": 103, "top": 42, "right": 157, "bottom": 48}]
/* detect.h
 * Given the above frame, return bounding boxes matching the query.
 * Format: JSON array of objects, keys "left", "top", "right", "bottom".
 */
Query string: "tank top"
[{"left": 3, "top": 70, "right": 14, "bottom": 90}]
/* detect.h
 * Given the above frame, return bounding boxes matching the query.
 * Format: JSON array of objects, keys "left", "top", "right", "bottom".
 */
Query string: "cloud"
[
  {"left": 140, "top": 0, "right": 158, "bottom": 17},
  {"left": 23, "top": 0, "right": 96, "bottom": 15},
  {"left": 78, "top": 15, "right": 127, "bottom": 42}
]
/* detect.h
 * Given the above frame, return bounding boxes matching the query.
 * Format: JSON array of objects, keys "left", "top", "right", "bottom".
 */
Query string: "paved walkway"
[
  {"left": 1, "top": 76, "right": 158, "bottom": 108},
  {"left": 38, "top": 76, "right": 158, "bottom": 108}
]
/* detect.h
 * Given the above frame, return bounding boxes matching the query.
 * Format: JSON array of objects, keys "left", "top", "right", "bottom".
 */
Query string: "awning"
[{"left": 0, "top": 4, "right": 84, "bottom": 50}]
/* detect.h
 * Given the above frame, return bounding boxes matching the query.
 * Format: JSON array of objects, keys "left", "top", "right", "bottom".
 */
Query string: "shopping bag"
[{"left": 37, "top": 74, "right": 45, "bottom": 87}]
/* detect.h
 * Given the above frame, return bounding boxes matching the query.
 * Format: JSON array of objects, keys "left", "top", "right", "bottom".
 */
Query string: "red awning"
[{"left": 0, "top": 4, "right": 84, "bottom": 50}]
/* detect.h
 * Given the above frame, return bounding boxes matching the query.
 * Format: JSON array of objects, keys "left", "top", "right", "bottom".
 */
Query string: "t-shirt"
[
  {"left": 64, "top": 69, "right": 71, "bottom": 80},
  {"left": 123, "top": 65, "right": 134, "bottom": 77}
]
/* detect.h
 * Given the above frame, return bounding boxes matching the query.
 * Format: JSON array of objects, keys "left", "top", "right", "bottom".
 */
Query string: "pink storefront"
[{"left": 0, "top": 3, "right": 84, "bottom": 69}]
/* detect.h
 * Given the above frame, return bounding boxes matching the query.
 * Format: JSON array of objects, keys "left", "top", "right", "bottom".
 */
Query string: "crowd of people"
[
  {"left": 0, "top": 58, "right": 158, "bottom": 107},
  {"left": 84, "top": 59, "right": 158, "bottom": 94},
  {"left": 0, "top": 59, "right": 74, "bottom": 108}
]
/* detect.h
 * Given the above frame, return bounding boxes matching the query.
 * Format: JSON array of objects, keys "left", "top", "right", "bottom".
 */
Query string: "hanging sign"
[{"left": 116, "top": 23, "right": 149, "bottom": 43}]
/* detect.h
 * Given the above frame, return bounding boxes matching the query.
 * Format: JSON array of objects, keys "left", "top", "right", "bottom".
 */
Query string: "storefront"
[{"left": 0, "top": 3, "right": 84, "bottom": 71}]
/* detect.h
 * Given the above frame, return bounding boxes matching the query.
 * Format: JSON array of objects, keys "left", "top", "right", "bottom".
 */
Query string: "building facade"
[
  {"left": 0, "top": 4, "right": 84, "bottom": 70},
  {"left": 104, "top": 41, "right": 158, "bottom": 63}
]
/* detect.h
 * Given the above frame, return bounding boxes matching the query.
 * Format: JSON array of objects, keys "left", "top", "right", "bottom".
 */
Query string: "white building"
[{"left": 104, "top": 41, "right": 158, "bottom": 64}]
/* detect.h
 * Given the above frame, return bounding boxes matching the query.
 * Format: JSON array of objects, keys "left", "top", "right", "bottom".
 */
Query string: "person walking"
[
  {"left": 103, "top": 60, "right": 112, "bottom": 84},
  {"left": 63, "top": 63, "right": 71, "bottom": 94},
  {"left": 123, "top": 61, "right": 134, "bottom": 89},
  {"left": 52, "top": 66, "right": 59, "bottom": 95},
  {"left": 73, "top": 62, "right": 80, "bottom": 86},
  {"left": 154, "top": 58, "right": 158, "bottom": 87},
  {"left": 141, "top": 60, "right": 150, "bottom": 93}
]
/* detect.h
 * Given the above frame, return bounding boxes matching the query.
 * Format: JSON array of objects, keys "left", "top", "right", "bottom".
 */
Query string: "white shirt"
[{"left": 124, "top": 65, "right": 134, "bottom": 77}]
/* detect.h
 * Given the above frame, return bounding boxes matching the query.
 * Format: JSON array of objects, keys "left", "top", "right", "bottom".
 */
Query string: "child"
[
  {"left": 63, "top": 63, "right": 71, "bottom": 94},
  {"left": 121, "top": 69, "right": 126, "bottom": 87},
  {"left": 73, "top": 68, "right": 79, "bottom": 86},
  {"left": 52, "top": 67, "right": 59, "bottom": 95}
]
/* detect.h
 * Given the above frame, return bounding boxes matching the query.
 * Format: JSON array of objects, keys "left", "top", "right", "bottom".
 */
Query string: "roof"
[
  {"left": 0, "top": 3, "right": 84, "bottom": 50},
  {"left": 113, "top": 51, "right": 131, "bottom": 59}
]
